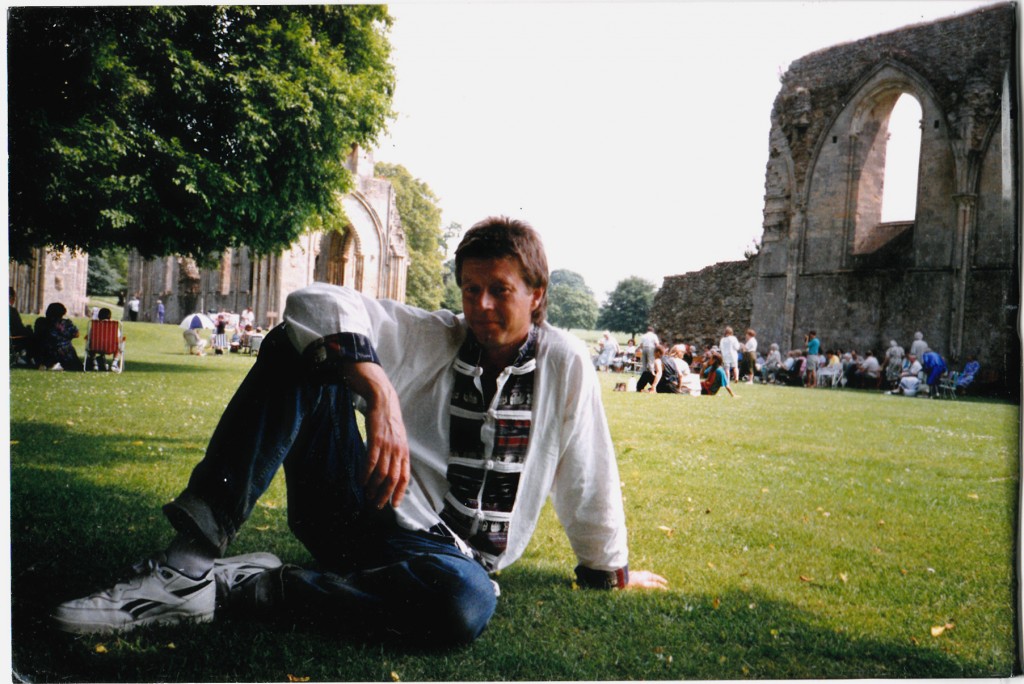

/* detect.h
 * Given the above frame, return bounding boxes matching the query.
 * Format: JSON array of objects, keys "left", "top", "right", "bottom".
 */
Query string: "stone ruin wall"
[
  {"left": 655, "top": 4, "right": 1018, "bottom": 394},
  {"left": 9, "top": 248, "right": 90, "bottom": 318},
  {"left": 651, "top": 260, "right": 754, "bottom": 349}
]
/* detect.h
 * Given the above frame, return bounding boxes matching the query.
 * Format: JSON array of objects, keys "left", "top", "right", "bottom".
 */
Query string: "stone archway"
[{"left": 318, "top": 228, "right": 361, "bottom": 288}]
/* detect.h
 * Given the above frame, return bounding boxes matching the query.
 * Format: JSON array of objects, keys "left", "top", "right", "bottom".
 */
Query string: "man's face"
[{"left": 460, "top": 256, "right": 543, "bottom": 357}]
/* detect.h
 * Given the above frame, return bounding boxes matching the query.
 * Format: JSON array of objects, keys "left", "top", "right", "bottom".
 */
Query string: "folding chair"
[
  {"left": 248, "top": 334, "right": 264, "bottom": 355},
  {"left": 937, "top": 371, "right": 959, "bottom": 400},
  {"left": 85, "top": 319, "right": 125, "bottom": 373}
]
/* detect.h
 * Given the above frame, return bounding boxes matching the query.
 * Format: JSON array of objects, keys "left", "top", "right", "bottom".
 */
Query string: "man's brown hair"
[{"left": 455, "top": 216, "right": 549, "bottom": 324}]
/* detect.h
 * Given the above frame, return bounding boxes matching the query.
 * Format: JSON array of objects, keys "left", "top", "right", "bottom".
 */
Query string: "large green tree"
[
  {"left": 597, "top": 276, "right": 657, "bottom": 335},
  {"left": 8, "top": 5, "right": 395, "bottom": 262},
  {"left": 375, "top": 162, "right": 445, "bottom": 311},
  {"left": 546, "top": 269, "right": 598, "bottom": 330}
]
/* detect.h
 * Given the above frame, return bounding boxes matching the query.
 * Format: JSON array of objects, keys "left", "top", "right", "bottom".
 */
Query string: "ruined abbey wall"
[
  {"left": 654, "top": 4, "right": 1017, "bottom": 393},
  {"left": 759, "top": 3, "right": 1017, "bottom": 393},
  {"left": 651, "top": 260, "right": 753, "bottom": 349}
]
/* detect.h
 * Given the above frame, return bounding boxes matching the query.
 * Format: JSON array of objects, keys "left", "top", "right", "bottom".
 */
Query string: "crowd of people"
[
  {"left": 183, "top": 307, "right": 264, "bottom": 357},
  {"left": 592, "top": 325, "right": 980, "bottom": 399},
  {"left": 9, "top": 288, "right": 269, "bottom": 370}
]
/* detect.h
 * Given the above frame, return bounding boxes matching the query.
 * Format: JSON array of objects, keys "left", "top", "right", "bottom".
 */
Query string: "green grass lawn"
[{"left": 9, "top": 321, "right": 1020, "bottom": 681}]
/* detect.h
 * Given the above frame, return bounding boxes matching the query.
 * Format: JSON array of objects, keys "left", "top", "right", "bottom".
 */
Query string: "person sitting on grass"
[
  {"left": 636, "top": 344, "right": 679, "bottom": 394},
  {"left": 669, "top": 347, "right": 701, "bottom": 397},
  {"left": 700, "top": 352, "right": 735, "bottom": 397},
  {"left": 53, "top": 216, "right": 668, "bottom": 646},
  {"left": 34, "top": 302, "right": 83, "bottom": 371}
]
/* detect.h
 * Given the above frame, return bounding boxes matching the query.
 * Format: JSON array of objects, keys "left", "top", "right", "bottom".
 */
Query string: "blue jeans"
[{"left": 164, "top": 326, "right": 496, "bottom": 646}]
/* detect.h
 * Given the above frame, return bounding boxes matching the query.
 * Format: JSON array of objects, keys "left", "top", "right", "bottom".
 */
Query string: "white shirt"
[
  {"left": 744, "top": 337, "right": 758, "bottom": 354},
  {"left": 720, "top": 335, "right": 741, "bottom": 363},
  {"left": 860, "top": 356, "right": 881, "bottom": 375},
  {"left": 639, "top": 331, "right": 659, "bottom": 349},
  {"left": 283, "top": 283, "right": 628, "bottom": 573}
]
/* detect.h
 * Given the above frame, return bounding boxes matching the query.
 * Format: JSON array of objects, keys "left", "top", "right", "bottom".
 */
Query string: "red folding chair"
[{"left": 85, "top": 319, "right": 125, "bottom": 373}]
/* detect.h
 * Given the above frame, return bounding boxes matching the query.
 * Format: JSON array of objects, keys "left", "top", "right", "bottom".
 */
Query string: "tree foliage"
[
  {"left": 375, "top": 162, "right": 445, "bottom": 311},
  {"left": 597, "top": 276, "right": 657, "bottom": 335},
  {"left": 86, "top": 247, "right": 129, "bottom": 296},
  {"left": 439, "top": 222, "right": 463, "bottom": 313},
  {"left": 8, "top": 6, "right": 395, "bottom": 262},
  {"left": 547, "top": 269, "right": 598, "bottom": 330}
]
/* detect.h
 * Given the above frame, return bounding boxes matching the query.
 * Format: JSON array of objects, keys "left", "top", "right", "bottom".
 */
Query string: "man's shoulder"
[{"left": 537, "top": 324, "right": 590, "bottom": 364}]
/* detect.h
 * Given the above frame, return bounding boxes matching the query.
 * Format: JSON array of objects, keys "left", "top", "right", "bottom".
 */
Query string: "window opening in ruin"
[
  {"left": 852, "top": 90, "right": 921, "bottom": 255},
  {"left": 880, "top": 93, "right": 921, "bottom": 222}
]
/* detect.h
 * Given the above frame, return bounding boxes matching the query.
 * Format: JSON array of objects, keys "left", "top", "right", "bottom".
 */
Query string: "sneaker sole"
[{"left": 53, "top": 606, "right": 214, "bottom": 635}]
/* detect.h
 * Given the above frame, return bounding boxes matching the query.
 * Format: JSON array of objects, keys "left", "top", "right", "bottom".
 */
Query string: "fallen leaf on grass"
[
  {"left": 131, "top": 440, "right": 144, "bottom": 446},
  {"left": 9, "top": 441, "right": 17, "bottom": 446},
  {"left": 712, "top": 597, "right": 721, "bottom": 609},
  {"left": 287, "top": 675, "right": 311, "bottom": 682},
  {"left": 657, "top": 525, "right": 674, "bottom": 538},
  {"left": 930, "top": 623, "right": 955, "bottom": 637},
  {"left": 94, "top": 644, "right": 108, "bottom": 654},
  {"left": 967, "top": 493, "right": 979, "bottom": 500},
  {"left": 707, "top": 562, "right": 715, "bottom": 569},
  {"left": 391, "top": 672, "right": 401, "bottom": 682},
  {"left": 799, "top": 575, "right": 814, "bottom": 582},
  {"left": 838, "top": 573, "right": 849, "bottom": 583}
]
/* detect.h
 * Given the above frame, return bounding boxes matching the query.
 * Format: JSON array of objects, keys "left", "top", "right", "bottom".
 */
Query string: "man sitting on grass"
[{"left": 54, "top": 217, "right": 667, "bottom": 646}]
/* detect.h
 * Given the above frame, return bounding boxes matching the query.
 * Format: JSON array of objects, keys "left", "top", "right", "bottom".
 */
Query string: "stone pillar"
[
  {"left": 783, "top": 201, "right": 806, "bottom": 349},
  {"left": 949, "top": 193, "right": 976, "bottom": 361}
]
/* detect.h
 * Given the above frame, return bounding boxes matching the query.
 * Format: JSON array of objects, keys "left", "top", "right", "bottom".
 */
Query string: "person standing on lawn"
[
  {"left": 804, "top": 330, "right": 821, "bottom": 388},
  {"left": 638, "top": 326, "right": 659, "bottom": 376},
  {"left": 53, "top": 216, "right": 668, "bottom": 645}
]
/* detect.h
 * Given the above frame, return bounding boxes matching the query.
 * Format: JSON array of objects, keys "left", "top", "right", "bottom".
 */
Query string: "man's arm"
[{"left": 341, "top": 360, "right": 411, "bottom": 509}]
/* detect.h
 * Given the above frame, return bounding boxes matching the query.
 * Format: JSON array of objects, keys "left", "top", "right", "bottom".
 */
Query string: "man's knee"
[{"left": 408, "top": 554, "right": 497, "bottom": 645}]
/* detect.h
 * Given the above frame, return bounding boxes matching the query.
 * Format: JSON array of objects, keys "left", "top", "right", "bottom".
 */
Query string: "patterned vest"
[{"left": 441, "top": 327, "right": 537, "bottom": 570}]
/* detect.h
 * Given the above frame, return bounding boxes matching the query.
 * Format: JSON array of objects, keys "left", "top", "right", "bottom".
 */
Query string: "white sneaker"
[
  {"left": 213, "top": 552, "right": 282, "bottom": 607},
  {"left": 53, "top": 557, "right": 215, "bottom": 634}
]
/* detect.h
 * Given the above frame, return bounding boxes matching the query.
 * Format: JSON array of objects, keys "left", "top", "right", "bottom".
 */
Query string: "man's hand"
[
  {"left": 341, "top": 361, "right": 410, "bottom": 509},
  {"left": 624, "top": 570, "right": 669, "bottom": 590}
]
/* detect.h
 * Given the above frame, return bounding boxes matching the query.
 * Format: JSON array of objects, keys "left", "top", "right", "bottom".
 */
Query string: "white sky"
[{"left": 373, "top": 0, "right": 1000, "bottom": 300}]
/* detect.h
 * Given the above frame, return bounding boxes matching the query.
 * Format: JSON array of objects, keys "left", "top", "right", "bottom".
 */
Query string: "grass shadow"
[
  {"left": 12, "top": 464, "right": 990, "bottom": 683},
  {"left": 11, "top": 420, "right": 208, "bottom": 468}
]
